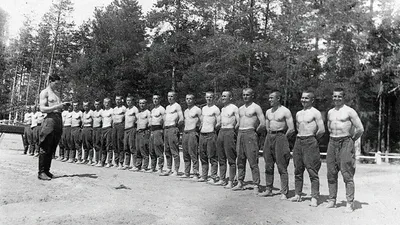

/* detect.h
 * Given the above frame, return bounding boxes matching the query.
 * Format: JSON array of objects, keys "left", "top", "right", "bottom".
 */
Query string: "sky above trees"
[{"left": 0, "top": 0, "right": 157, "bottom": 40}]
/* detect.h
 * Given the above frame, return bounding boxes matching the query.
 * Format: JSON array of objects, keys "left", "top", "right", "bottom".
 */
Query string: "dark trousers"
[
  {"left": 112, "top": 123, "right": 125, "bottom": 165},
  {"left": 263, "top": 132, "right": 291, "bottom": 194},
  {"left": 136, "top": 129, "right": 150, "bottom": 169},
  {"left": 93, "top": 127, "right": 102, "bottom": 163},
  {"left": 149, "top": 128, "right": 164, "bottom": 170},
  {"left": 101, "top": 127, "right": 113, "bottom": 164},
  {"left": 32, "top": 125, "right": 41, "bottom": 154},
  {"left": 199, "top": 132, "right": 218, "bottom": 179},
  {"left": 164, "top": 127, "right": 180, "bottom": 171},
  {"left": 81, "top": 127, "right": 93, "bottom": 161},
  {"left": 237, "top": 129, "right": 260, "bottom": 185},
  {"left": 293, "top": 136, "right": 321, "bottom": 198},
  {"left": 216, "top": 128, "right": 236, "bottom": 181},
  {"left": 123, "top": 127, "right": 136, "bottom": 167},
  {"left": 23, "top": 125, "right": 33, "bottom": 154},
  {"left": 327, "top": 136, "right": 356, "bottom": 203},
  {"left": 60, "top": 126, "right": 71, "bottom": 159},
  {"left": 70, "top": 127, "right": 81, "bottom": 160},
  {"left": 38, "top": 113, "right": 62, "bottom": 174},
  {"left": 182, "top": 129, "right": 199, "bottom": 176}
]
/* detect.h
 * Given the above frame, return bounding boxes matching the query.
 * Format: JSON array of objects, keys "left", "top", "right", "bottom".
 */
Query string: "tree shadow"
[{"left": 53, "top": 173, "right": 98, "bottom": 179}]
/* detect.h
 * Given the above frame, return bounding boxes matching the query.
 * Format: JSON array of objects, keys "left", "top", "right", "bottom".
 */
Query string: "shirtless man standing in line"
[
  {"left": 37, "top": 74, "right": 68, "bottom": 180},
  {"left": 123, "top": 95, "right": 138, "bottom": 170},
  {"left": 181, "top": 94, "right": 202, "bottom": 179},
  {"left": 216, "top": 91, "right": 239, "bottom": 188},
  {"left": 92, "top": 100, "right": 103, "bottom": 166},
  {"left": 259, "top": 91, "right": 294, "bottom": 199},
  {"left": 81, "top": 101, "right": 94, "bottom": 164},
  {"left": 290, "top": 91, "right": 325, "bottom": 207},
  {"left": 70, "top": 102, "right": 82, "bottom": 163},
  {"left": 198, "top": 92, "right": 220, "bottom": 183},
  {"left": 326, "top": 88, "right": 364, "bottom": 213},
  {"left": 23, "top": 105, "right": 33, "bottom": 155},
  {"left": 161, "top": 91, "right": 184, "bottom": 176},
  {"left": 135, "top": 99, "right": 151, "bottom": 172},
  {"left": 112, "top": 95, "right": 126, "bottom": 169},
  {"left": 233, "top": 88, "right": 265, "bottom": 193},
  {"left": 149, "top": 94, "right": 165, "bottom": 173},
  {"left": 99, "top": 98, "right": 113, "bottom": 168}
]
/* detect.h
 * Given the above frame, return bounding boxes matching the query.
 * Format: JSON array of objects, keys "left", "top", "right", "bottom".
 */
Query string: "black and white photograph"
[{"left": 0, "top": 0, "right": 400, "bottom": 224}]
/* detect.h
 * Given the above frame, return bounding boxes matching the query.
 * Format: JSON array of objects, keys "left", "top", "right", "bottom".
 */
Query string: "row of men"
[
  {"left": 25, "top": 87, "right": 364, "bottom": 212},
  {"left": 22, "top": 106, "right": 46, "bottom": 156}
]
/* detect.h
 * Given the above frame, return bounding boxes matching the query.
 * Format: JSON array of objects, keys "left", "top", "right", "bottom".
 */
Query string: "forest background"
[{"left": 0, "top": 0, "right": 399, "bottom": 154}]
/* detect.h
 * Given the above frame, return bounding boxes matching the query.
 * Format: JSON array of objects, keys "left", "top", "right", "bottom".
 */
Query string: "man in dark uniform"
[{"left": 38, "top": 74, "right": 69, "bottom": 180}]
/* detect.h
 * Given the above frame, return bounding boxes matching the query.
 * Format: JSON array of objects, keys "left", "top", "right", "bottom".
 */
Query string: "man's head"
[
  {"left": 94, "top": 99, "right": 101, "bottom": 110},
  {"left": 167, "top": 91, "right": 177, "bottom": 104},
  {"left": 83, "top": 101, "right": 90, "bottom": 112},
  {"left": 332, "top": 87, "right": 345, "bottom": 107},
  {"left": 242, "top": 88, "right": 254, "bottom": 104},
  {"left": 205, "top": 92, "right": 214, "bottom": 105},
  {"left": 103, "top": 97, "right": 111, "bottom": 109},
  {"left": 186, "top": 94, "right": 195, "bottom": 107},
  {"left": 48, "top": 74, "right": 61, "bottom": 90},
  {"left": 73, "top": 102, "right": 79, "bottom": 111},
  {"left": 301, "top": 90, "right": 315, "bottom": 109},
  {"left": 153, "top": 94, "right": 161, "bottom": 106},
  {"left": 139, "top": 99, "right": 147, "bottom": 110},
  {"left": 268, "top": 90, "right": 281, "bottom": 107},
  {"left": 221, "top": 91, "right": 232, "bottom": 105},
  {"left": 126, "top": 95, "right": 134, "bottom": 107},
  {"left": 115, "top": 95, "right": 123, "bottom": 106}
]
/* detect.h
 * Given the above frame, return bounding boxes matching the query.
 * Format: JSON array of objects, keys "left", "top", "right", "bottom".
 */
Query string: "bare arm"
[
  {"left": 234, "top": 107, "right": 240, "bottom": 130},
  {"left": 265, "top": 111, "right": 270, "bottom": 133},
  {"left": 256, "top": 106, "right": 266, "bottom": 133},
  {"left": 349, "top": 109, "right": 364, "bottom": 141},
  {"left": 177, "top": 105, "right": 184, "bottom": 126},
  {"left": 285, "top": 109, "right": 295, "bottom": 137},
  {"left": 315, "top": 110, "right": 325, "bottom": 140},
  {"left": 215, "top": 107, "right": 221, "bottom": 129}
]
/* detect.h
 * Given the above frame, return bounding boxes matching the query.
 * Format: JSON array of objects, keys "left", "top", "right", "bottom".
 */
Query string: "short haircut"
[
  {"left": 115, "top": 95, "right": 122, "bottom": 99},
  {"left": 222, "top": 91, "right": 233, "bottom": 98},
  {"left": 333, "top": 87, "right": 345, "bottom": 96},
  {"left": 243, "top": 88, "right": 255, "bottom": 96},
  {"left": 126, "top": 95, "right": 134, "bottom": 100},
  {"left": 186, "top": 93, "right": 195, "bottom": 99},
  {"left": 153, "top": 94, "right": 160, "bottom": 98},
  {"left": 83, "top": 101, "right": 89, "bottom": 105},
  {"left": 302, "top": 90, "right": 315, "bottom": 100},
  {"left": 49, "top": 74, "right": 61, "bottom": 82},
  {"left": 94, "top": 99, "right": 101, "bottom": 104},
  {"left": 139, "top": 99, "right": 147, "bottom": 103},
  {"left": 270, "top": 90, "right": 281, "bottom": 100},
  {"left": 104, "top": 97, "right": 111, "bottom": 102},
  {"left": 168, "top": 91, "right": 177, "bottom": 97},
  {"left": 205, "top": 91, "right": 214, "bottom": 97}
]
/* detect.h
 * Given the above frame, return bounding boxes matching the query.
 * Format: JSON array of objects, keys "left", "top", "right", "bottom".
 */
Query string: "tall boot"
[{"left": 38, "top": 153, "right": 46, "bottom": 174}]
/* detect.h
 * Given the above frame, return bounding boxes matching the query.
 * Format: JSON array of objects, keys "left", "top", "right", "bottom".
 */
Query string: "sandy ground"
[{"left": 0, "top": 133, "right": 400, "bottom": 225}]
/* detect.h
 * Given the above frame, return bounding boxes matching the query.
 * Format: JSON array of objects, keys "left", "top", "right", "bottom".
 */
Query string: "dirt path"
[{"left": 0, "top": 133, "right": 399, "bottom": 225}]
